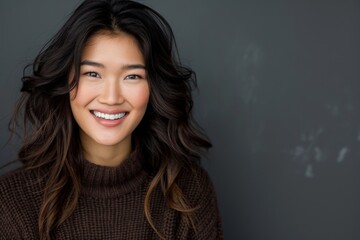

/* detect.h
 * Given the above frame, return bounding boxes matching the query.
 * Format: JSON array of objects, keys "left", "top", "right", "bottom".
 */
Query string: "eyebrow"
[{"left": 80, "top": 60, "right": 146, "bottom": 70}]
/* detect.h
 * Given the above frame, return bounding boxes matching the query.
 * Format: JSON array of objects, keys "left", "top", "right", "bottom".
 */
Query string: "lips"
[{"left": 91, "top": 110, "right": 128, "bottom": 120}]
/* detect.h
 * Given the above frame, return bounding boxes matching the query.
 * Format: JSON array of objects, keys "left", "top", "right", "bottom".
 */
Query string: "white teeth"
[{"left": 93, "top": 111, "right": 126, "bottom": 120}]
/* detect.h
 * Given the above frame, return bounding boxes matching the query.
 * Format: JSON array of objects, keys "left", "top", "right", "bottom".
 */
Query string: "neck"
[
  {"left": 80, "top": 149, "right": 148, "bottom": 198},
  {"left": 80, "top": 135, "right": 132, "bottom": 167}
]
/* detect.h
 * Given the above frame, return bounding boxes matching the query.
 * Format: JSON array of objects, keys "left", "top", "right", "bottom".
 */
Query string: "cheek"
[
  {"left": 70, "top": 83, "right": 97, "bottom": 108},
  {"left": 125, "top": 83, "right": 150, "bottom": 108},
  {"left": 137, "top": 84, "right": 150, "bottom": 108},
  {"left": 69, "top": 88, "right": 77, "bottom": 103},
  {"left": 69, "top": 89, "right": 84, "bottom": 110}
]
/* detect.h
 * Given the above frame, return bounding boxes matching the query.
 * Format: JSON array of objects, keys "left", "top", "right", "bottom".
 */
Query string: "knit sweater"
[{"left": 0, "top": 157, "right": 223, "bottom": 239}]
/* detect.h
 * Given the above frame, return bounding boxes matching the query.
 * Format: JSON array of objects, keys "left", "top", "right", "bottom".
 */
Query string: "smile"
[{"left": 92, "top": 111, "right": 127, "bottom": 120}]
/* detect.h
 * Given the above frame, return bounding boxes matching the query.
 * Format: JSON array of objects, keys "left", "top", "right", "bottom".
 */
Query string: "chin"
[
  {"left": 95, "top": 139, "right": 125, "bottom": 146},
  {"left": 94, "top": 133, "right": 130, "bottom": 146}
]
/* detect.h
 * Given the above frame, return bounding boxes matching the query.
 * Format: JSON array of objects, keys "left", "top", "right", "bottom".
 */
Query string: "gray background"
[{"left": 1, "top": 0, "right": 360, "bottom": 239}]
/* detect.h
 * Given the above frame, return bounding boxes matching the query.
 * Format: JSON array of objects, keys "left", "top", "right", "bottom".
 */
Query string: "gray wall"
[{"left": 1, "top": 0, "right": 360, "bottom": 239}]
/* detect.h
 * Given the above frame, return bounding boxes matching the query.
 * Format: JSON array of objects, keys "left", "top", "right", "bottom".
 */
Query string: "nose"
[{"left": 98, "top": 79, "right": 124, "bottom": 105}]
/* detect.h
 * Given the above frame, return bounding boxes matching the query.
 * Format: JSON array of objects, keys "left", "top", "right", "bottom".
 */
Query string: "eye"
[
  {"left": 125, "top": 74, "right": 142, "bottom": 80},
  {"left": 84, "top": 71, "right": 101, "bottom": 78}
]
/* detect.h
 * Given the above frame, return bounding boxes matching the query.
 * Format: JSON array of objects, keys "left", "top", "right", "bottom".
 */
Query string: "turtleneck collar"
[{"left": 80, "top": 156, "right": 149, "bottom": 199}]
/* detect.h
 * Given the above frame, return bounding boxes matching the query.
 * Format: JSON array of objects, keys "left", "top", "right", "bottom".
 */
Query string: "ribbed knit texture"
[{"left": 0, "top": 158, "right": 223, "bottom": 239}]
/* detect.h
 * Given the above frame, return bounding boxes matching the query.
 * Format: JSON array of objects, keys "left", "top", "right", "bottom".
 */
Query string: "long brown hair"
[{"left": 9, "top": 0, "right": 211, "bottom": 239}]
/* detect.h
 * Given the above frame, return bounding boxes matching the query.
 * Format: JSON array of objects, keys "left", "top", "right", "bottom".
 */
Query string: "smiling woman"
[
  {"left": 0, "top": 0, "right": 223, "bottom": 239},
  {"left": 70, "top": 33, "right": 150, "bottom": 167}
]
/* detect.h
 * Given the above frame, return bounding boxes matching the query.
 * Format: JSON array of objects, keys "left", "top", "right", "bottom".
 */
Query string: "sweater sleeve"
[
  {"left": 0, "top": 176, "right": 23, "bottom": 239},
  {"left": 190, "top": 167, "right": 224, "bottom": 240},
  {"left": 157, "top": 165, "right": 224, "bottom": 239},
  {"left": 172, "top": 166, "right": 223, "bottom": 240}
]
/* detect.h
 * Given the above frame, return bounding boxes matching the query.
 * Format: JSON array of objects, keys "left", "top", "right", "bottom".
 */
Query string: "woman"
[{"left": 0, "top": 0, "right": 223, "bottom": 239}]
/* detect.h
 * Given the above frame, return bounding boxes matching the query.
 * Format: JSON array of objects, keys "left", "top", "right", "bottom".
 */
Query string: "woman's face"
[{"left": 69, "top": 32, "right": 149, "bottom": 161}]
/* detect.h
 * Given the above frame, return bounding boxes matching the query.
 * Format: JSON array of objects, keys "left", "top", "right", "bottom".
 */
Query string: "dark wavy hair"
[{"left": 9, "top": 0, "right": 211, "bottom": 239}]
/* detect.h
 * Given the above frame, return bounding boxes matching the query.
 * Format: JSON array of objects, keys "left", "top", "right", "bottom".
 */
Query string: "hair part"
[{"left": 10, "top": 0, "right": 211, "bottom": 239}]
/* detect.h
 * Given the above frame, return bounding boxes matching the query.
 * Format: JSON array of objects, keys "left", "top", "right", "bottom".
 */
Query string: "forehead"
[{"left": 81, "top": 31, "right": 144, "bottom": 64}]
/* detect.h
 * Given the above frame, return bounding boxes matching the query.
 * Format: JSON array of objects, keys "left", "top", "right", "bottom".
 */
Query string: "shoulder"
[
  {"left": 177, "top": 163, "right": 217, "bottom": 203},
  {"left": 0, "top": 166, "right": 42, "bottom": 193},
  {"left": 0, "top": 167, "right": 44, "bottom": 237},
  {"left": 0, "top": 166, "right": 45, "bottom": 198},
  {"left": 0, "top": 167, "right": 44, "bottom": 217},
  {"left": 0, "top": 167, "right": 27, "bottom": 193},
  {"left": 177, "top": 163, "right": 224, "bottom": 239}
]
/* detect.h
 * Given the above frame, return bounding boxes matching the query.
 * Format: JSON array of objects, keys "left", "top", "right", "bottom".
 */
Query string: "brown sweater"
[{"left": 0, "top": 157, "right": 223, "bottom": 239}]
